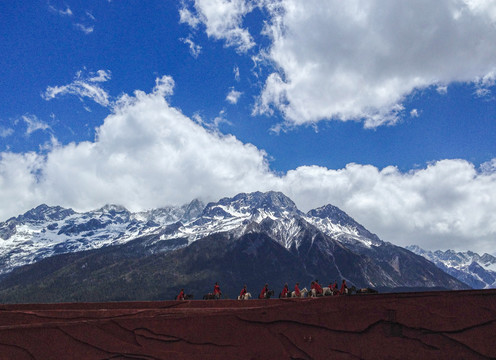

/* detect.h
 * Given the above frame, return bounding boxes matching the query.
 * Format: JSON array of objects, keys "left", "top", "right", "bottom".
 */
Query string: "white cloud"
[
  {"left": 43, "top": 69, "right": 111, "bottom": 107},
  {"left": 179, "top": 6, "right": 201, "bottom": 29},
  {"left": 19, "top": 114, "right": 51, "bottom": 136},
  {"left": 410, "top": 109, "right": 419, "bottom": 118},
  {"left": 1, "top": 75, "right": 273, "bottom": 220},
  {"left": 48, "top": 3, "right": 95, "bottom": 34},
  {"left": 179, "top": 0, "right": 256, "bottom": 53},
  {"left": 437, "top": 85, "right": 448, "bottom": 95},
  {"left": 86, "top": 11, "right": 96, "bottom": 21},
  {"left": 461, "top": 0, "right": 496, "bottom": 22},
  {"left": 474, "top": 70, "right": 496, "bottom": 97},
  {"left": 178, "top": 1, "right": 496, "bottom": 127},
  {"left": 480, "top": 159, "right": 496, "bottom": 174},
  {"left": 253, "top": 0, "right": 496, "bottom": 127},
  {"left": 88, "top": 70, "right": 110, "bottom": 83},
  {"left": 74, "top": 23, "right": 94, "bottom": 34},
  {"left": 226, "top": 88, "right": 242, "bottom": 104},
  {"left": 181, "top": 37, "right": 202, "bottom": 58},
  {"left": 48, "top": 4, "right": 73, "bottom": 17},
  {"left": 0, "top": 126, "right": 14, "bottom": 138},
  {"left": 234, "top": 66, "right": 240, "bottom": 81},
  {"left": 276, "top": 160, "right": 496, "bottom": 253},
  {"left": 2, "top": 76, "right": 496, "bottom": 254}
]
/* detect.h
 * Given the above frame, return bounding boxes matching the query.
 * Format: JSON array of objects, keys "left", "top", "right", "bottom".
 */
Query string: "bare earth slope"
[{"left": 0, "top": 289, "right": 495, "bottom": 359}]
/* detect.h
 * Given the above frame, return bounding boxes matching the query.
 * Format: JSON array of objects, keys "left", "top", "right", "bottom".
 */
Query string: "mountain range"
[
  {"left": 407, "top": 245, "right": 496, "bottom": 289},
  {"left": 0, "top": 191, "right": 468, "bottom": 302}
]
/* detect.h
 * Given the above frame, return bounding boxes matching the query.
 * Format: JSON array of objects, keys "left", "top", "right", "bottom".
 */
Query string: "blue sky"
[{"left": 1, "top": 0, "right": 496, "bottom": 253}]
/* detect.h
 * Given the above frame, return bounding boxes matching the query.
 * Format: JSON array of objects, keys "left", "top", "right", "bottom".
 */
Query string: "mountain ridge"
[
  {"left": 0, "top": 191, "right": 468, "bottom": 302},
  {"left": 407, "top": 245, "right": 496, "bottom": 289}
]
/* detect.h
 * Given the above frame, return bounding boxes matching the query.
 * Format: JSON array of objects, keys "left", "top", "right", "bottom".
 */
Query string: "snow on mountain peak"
[
  {"left": 203, "top": 191, "right": 300, "bottom": 218},
  {"left": 407, "top": 245, "right": 496, "bottom": 289},
  {"left": 1, "top": 191, "right": 387, "bottom": 276},
  {"left": 305, "top": 204, "right": 382, "bottom": 249},
  {"left": 17, "top": 204, "right": 76, "bottom": 223},
  {"left": 96, "top": 204, "right": 129, "bottom": 214}
]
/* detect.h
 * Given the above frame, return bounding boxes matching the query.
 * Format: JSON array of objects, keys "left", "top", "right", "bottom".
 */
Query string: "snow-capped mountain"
[
  {"left": 407, "top": 245, "right": 496, "bottom": 289},
  {"left": 0, "top": 191, "right": 467, "bottom": 302},
  {"left": 0, "top": 200, "right": 204, "bottom": 275},
  {"left": 156, "top": 192, "right": 383, "bottom": 251}
]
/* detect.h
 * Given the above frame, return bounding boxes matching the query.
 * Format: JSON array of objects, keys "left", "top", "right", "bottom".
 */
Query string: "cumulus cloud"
[
  {"left": 277, "top": 160, "right": 496, "bottom": 253},
  {"left": 43, "top": 69, "right": 111, "bottom": 107},
  {"left": 474, "top": 70, "right": 496, "bottom": 97},
  {"left": 1, "top": 75, "right": 273, "bottom": 219},
  {"left": 226, "top": 88, "right": 242, "bottom": 104},
  {"left": 180, "top": 0, "right": 496, "bottom": 127},
  {"left": 461, "top": 0, "right": 496, "bottom": 21},
  {"left": 480, "top": 159, "right": 496, "bottom": 174},
  {"left": 2, "top": 76, "right": 496, "bottom": 254},
  {"left": 254, "top": 0, "right": 496, "bottom": 127},
  {"left": 179, "top": 6, "right": 201, "bottom": 29},
  {"left": 179, "top": 0, "right": 256, "bottom": 53}
]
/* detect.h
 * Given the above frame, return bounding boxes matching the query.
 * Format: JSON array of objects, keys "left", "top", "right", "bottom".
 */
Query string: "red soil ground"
[{"left": 0, "top": 289, "right": 495, "bottom": 359}]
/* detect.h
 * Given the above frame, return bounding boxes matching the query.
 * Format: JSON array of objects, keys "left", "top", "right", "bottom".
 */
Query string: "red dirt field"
[{"left": 0, "top": 289, "right": 495, "bottom": 359}]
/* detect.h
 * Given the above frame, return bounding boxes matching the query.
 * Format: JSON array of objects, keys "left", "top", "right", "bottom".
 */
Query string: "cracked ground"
[{"left": 0, "top": 289, "right": 495, "bottom": 359}]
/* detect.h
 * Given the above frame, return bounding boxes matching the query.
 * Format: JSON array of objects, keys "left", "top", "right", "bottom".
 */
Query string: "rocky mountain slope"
[
  {"left": 0, "top": 192, "right": 467, "bottom": 302},
  {"left": 407, "top": 245, "right": 496, "bottom": 289}
]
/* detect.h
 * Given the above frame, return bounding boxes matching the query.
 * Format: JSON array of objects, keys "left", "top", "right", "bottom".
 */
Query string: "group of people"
[
  {"left": 176, "top": 279, "right": 349, "bottom": 300},
  {"left": 249, "top": 279, "right": 349, "bottom": 299},
  {"left": 312, "top": 279, "right": 349, "bottom": 296}
]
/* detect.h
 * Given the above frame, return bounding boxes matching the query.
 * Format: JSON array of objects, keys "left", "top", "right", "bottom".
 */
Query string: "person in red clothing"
[
  {"left": 259, "top": 283, "right": 269, "bottom": 299},
  {"left": 314, "top": 280, "right": 323, "bottom": 296},
  {"left": 280, "top": 283, "right": 289, "bottom": 298},
  {"left": 329, "top": 280, "right": 338, "bottom": 295},
  {"left": 294, "top": 282, "right": 301, "bottom": 297},
  {"left": 239, "top": 285, "right": 248, "bottom": 300},
  {"left": 213, "top": 282, "right": 222, "bottom": 299},
  {"left": 176, "top": 288, "right": 185, "bottom": 301},
  {"left": 339, "top": 279, "right": 348, "bottom": 295}
]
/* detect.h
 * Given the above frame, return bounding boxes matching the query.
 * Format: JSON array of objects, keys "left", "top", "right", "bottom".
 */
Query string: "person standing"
[{"left": 176, "top": 288, "right": 185, "bottom": 301}]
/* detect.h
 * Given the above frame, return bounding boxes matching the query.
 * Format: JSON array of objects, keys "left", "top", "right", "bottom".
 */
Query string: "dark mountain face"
[{"left": 0, "top": 220, "right": 17, "bottom": 240}]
